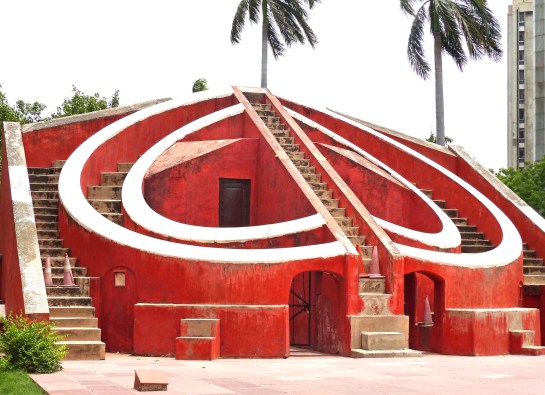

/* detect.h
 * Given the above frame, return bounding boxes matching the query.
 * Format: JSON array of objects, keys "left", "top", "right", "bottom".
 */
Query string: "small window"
[
  {"left": 519, "top": 50, "right": 525, "bottom": 65},
  {"left": 519, "top": 128, "right": 525, "bottom": 139},
  {"left": 519, "top": 148, "right": 525, "bottom": 158},
  {"left": 519, "top": 70, "right": 525, "bottom": 83},
  {"left": 519, "top": 89, "right": 525, "bottom": 103},
  {"left": 519, "top": 12, "right": 525, "bottom": 22},
  {"left": 519, "top": 31, "right": 525, "bottom": 44}
]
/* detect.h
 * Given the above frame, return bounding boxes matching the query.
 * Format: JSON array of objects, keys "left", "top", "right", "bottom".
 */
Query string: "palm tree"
[
  {"left": 400, "top": 0, "right": 502, "bottom": 146},
  {"left": 231, "top": 0, "right": 320, "bottom": 88}
]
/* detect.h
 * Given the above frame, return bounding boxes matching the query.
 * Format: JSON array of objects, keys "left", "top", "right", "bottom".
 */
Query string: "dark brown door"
[{"left": 219, "top": 179, "right": 250, "bottom": 227}]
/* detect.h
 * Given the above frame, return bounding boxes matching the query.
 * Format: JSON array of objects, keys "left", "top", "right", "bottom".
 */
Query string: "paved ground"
[{"left": 31, "top": 350, "right": 545, "bottom": 394}]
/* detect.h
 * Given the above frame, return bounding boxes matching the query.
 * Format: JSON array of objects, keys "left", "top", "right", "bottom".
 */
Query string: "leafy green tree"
[
  {"left": 400, "top": 0, "right": 502, "bottom": 146},
  {"left": 51, "top": 86, "right": 119, "bottom": 118},
  {"left": 230, "top": 0, "right": 320, "bottom": 88},
  {"left": 425, "top": 132, "right": 453, "bottom": 144},
  {"left": 496, "top": 159, "right": 545, "bottom": 217},
  {"left": 192, "top": 78, "right": 209, "bottom": 93}
]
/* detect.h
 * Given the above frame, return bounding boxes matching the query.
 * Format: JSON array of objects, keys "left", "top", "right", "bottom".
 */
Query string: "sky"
[{"left": 0, "top": 0, "right": 513, "bottom": 170}]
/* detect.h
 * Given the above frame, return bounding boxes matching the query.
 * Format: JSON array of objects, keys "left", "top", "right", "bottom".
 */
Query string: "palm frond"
[
  {"left": 400, "top": 0, "right": 420, "bottom": 16},
  {"left": 407, "top": 4, "right": 431, "bottom": 79},
  {"left": 231, "top": 0, "right": 250, "bottom": 44},
  {"left": 266, "top": 8, "right": 286, "bottom": 58},
  {"left": 304, "top": 0, "right": 321, "bottom": 9},
  {"left": 248, "top": 0, "right": 262, "bottom": 23},
  {"left": 434, "top": 0, "right": 467, "bottom": 70}
]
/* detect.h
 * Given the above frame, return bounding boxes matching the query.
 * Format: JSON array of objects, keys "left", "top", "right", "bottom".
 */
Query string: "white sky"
[{"left": 0, "top": 0, "right": 512, "bottom": 169}]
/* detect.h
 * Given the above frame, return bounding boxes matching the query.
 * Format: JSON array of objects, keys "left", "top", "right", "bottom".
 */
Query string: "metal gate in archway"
[{"left": 289, "top": 272, "right": 312, "bottom": 346}]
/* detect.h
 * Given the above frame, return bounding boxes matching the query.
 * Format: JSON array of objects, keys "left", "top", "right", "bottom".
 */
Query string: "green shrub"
[{"left": 0, "top": 314, "right": 66, "bottom": 373}]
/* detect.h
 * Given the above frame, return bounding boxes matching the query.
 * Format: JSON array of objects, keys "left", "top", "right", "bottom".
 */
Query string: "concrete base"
[{"left": 134, "top": 369, "right": 168, "bottom": 392}]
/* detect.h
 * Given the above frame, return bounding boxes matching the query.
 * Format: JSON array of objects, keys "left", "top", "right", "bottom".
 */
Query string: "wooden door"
[{"left": 219, "top": 179, "right": 250, "bottom": 227}]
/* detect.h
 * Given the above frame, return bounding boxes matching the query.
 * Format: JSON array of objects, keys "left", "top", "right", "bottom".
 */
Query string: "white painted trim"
[
  {"left": 123, "top": 105, "right": 327, "bottom": 243},
  {"left": 58, "top": 90, "right": 346, "bottom": 263},
  {"left": 286, "top": 108, "right": 461, "bottom": 250}
]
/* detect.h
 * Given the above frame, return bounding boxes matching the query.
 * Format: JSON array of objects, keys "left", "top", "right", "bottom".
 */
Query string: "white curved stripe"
[
  {"left": 320, "top": 108, "right": 522, "bottom": 267},
  {"left": 286, "top": 108, "right": 460, "bottom": 250},
  {"left": 123, "top": 105, "right": 327, "bottom": 243},
  {"left": 58, "top": 90, "right": 346, "bottom": 263}
]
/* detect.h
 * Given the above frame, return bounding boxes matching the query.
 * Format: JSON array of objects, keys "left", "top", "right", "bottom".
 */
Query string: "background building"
[{"left": 508, "top": 0, "right": 545, "bottom": 167}]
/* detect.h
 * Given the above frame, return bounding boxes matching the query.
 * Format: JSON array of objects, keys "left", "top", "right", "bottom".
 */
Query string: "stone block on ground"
[{"left": 134, "top": 369, "right": 168, "bottom": 392}]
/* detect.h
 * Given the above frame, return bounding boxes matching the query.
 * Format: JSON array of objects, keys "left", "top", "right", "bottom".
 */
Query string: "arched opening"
[
  {"left": 289, "top": 271, "right": 345, "bottom": 355},
  {"left": 404, "top": 271, "right": 445, "bottom": 353}
]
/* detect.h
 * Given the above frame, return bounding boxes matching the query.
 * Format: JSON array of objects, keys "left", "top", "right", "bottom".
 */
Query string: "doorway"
[
  {"left": 219, "top": 179, "right": 250, "bottom": 227},
  {"left": 289, "top": 272, "right": 312, "bottom": 346}
]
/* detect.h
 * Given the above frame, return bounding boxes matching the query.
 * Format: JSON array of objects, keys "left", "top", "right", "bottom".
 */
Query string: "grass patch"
[{"left": 0, "top": 370, "right": 45, "bottom": 394}]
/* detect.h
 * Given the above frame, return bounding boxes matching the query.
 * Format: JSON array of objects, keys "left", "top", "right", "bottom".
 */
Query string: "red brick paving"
[{"left": 30, "top": 351, "right": 545, "bottom": 394}]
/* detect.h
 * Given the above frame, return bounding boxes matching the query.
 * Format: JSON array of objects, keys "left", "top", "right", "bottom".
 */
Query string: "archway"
[
  {"left": 404, "top": 271, "right": 445, "bottom": 353},
  {"left": 289, "top": 271, "right": 344, "bottom": 355}
]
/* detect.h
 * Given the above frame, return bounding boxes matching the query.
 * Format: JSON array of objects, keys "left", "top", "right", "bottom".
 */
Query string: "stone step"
[
  {"left": 35, "top": 214, "right": 58, "bottom": 223},
  {"left": 31, "top": 191, "right": 59, "bottom": 200},
  {"left": 321, "top": 198, "right": 339, "bottom": 209},
  {"left": 38, "top": 230, "right": 60, "bottom": 239},
  {"left": 461, "top": 245, "right": 494, "bottom": 253},
  {"left": 342, "top": 226, "right": 360, "bottom": 237},
  {"left": 281, "top": 144, "right": 300, "bottom": 153},
  {"left": 359, "top": 278, "right": 386, "bottom": 294},
  {"left": 287, "top": 151, "right": 305, "bottom": 160},
  {"left": 41, "top": 256, "right": 77, "bottom": 267},
  {"left": 48, "top": 296, "right": 92, "bottom": 307},
  {"left": 277, "top": 136, "right": 294, "bottom": 145},
  {"left": 57, "top": 341, "right": 105, "bottom": 361},
  {"left": 443, "top": 208, "right": 459, "bottom": 218},
  {"left": 33, "top": 198, "right": 58, "bottom": 208},
  {"left": 29, "top": 174, "right": 60, "bottom": 184},
  {"left": 50, "top": 317, "right": 98, "bottom": 328},
  {"left": 255, "top": 109, "right": 275, "bottom": 117},
  {"left": 118, "top": 162, "right": 134, "bottom": 172},
  {"left": 40, "top": 247, "right": 70, "bottom": 256},
  {"left": 251, "top": 103, "right": 271, "bottom": 111},
  {"left": 361, "top": 332, "right": 406, "bottom": 351},
  {"left": 524, "top": 275, "right": 545, "bottom": 286},
  {"left": 39, "top": 239, "right": 64, "bottom": 248},
  {"left": 49, "top": 306, "right": 96, "bottom": 318},
  {"left": 524, "top": 266, "right": 545, "bottom": 275},
  {"left": 34, "top": 206, "right": 58, "bottom": 216},
  {"left": 29, "top": 182, "right": 58, "bottom": 192},
  {"left": 524, "top": 257, "right": 544, "bottom": 266},
  {"left": 52, "top": 160, "right": 66, "bottom": 168},
  {"left": 420, "top": 189, "right": 433, "bottom": 198},
  {"left": 55, "top": 327, "right": 101, "bottom": 342},
  {"left": 359, "top": 294, "right": 391, "bottom": 315},
  {"left": 36, "top": 222, "right": 59, "bottom": 231},
  {"left": 457, "top": 224, "right": 478, "bottom": 233},
  {"left": 523, "top": 250, "right": 536, "bottom": 258},
  {"left": 263, "top": 116, "right": 280, "bottom": 125},
  {"left": 100, "top": 172, "right": 128, "bottom": 186},
  {"left": 460, "top": 231, "right": 485, "bottom": 240},
  {"left": 303, "top": 173, "right": 321, "bottom": 183},
  {"left": 451, "top": 218, "right": 468, "bottom": 225},
  {"left": 348, "top": 235, "right": 366, "bottom": 247},
  {"left": 27, "top": 167, "right": 62, "bottom": 175},
  {"left": 314, "top": 189, "right": 333, "bottom": 199},
  {"left": 335, "top": 217, "right": 353, "bottom": 227},
  {"left": 460, "top": 238, "right": 491, "bottom": 246},
  {"left": 523, "top": 242, "right": 528, "bottom": 249},
  {"left": 296, "top": 165, "right": 315, "bottom": 175},
  {"left": 272, "top": 129, "right": 290, "bottom": 138},
  {"left": 88, "top": 199, "right": 122, "bottom": 213},
  {"left": 47, "top": 267, "right": 87, "bottom": 277},
  {"left": 87, "top": 186, "right": 122, "bottom": 199},
  {"left": 46, "top": 286, "right": 87, "bottom": 297},
  {"left": 329, "top": 207, "right": 346, "bottom": 217},
  {"left": 351, "top": 349, "right": 422, "bottom": 358},
  {"left": 292, "top": 158, "right": 309, "bottom": 167},
  {"left": 433, "top": 200, "right": 446, "bottom": 209},
  {"left": 308, "top": 182, "right": 327, "bottom": 191},
  {"left": 519, "top": 345, "right": 545, "bottom": 356},
  {"left": 102, "top": 213, "right": 124, "bottom": 225}
]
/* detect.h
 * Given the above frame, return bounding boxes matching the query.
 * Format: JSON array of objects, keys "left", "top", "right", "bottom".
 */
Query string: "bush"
[{"left": 0, "top": 314, "right": 66, "bottom": 373}]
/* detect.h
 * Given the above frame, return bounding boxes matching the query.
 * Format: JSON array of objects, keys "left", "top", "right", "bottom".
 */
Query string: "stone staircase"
[
  {"left": 28, "top": 161, "right": 105, "bottom": 360},
  {"left": 420, "top": 188, "right": 494, "bottom": 253},
  {"left": 252, "top": 103, "right": 418, "bottom": 358},
  {"left": 87, "top": 163, "right": 132, "bottom": 224}
]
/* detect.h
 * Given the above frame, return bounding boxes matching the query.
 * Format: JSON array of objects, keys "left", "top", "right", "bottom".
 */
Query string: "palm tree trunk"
[
  {"left": 434, "top": 30, "right": 446, "bottom": 146},
  {"left": 261, "top": 4, "right": 268, "bottom": 88}
]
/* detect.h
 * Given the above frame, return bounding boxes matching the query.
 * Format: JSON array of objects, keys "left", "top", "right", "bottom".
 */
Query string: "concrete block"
[
  {"left": 361, "top": 332, "right": 406, "bottom": 350},
  {"left": 134, "top": 369, "right": 168, "bottom": 392},
  {"left": 180, "top": 318, "right": 219, "bottom": 337},
  {"left": 175, "top": 336, "right": 220, "bottom": 360}
]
